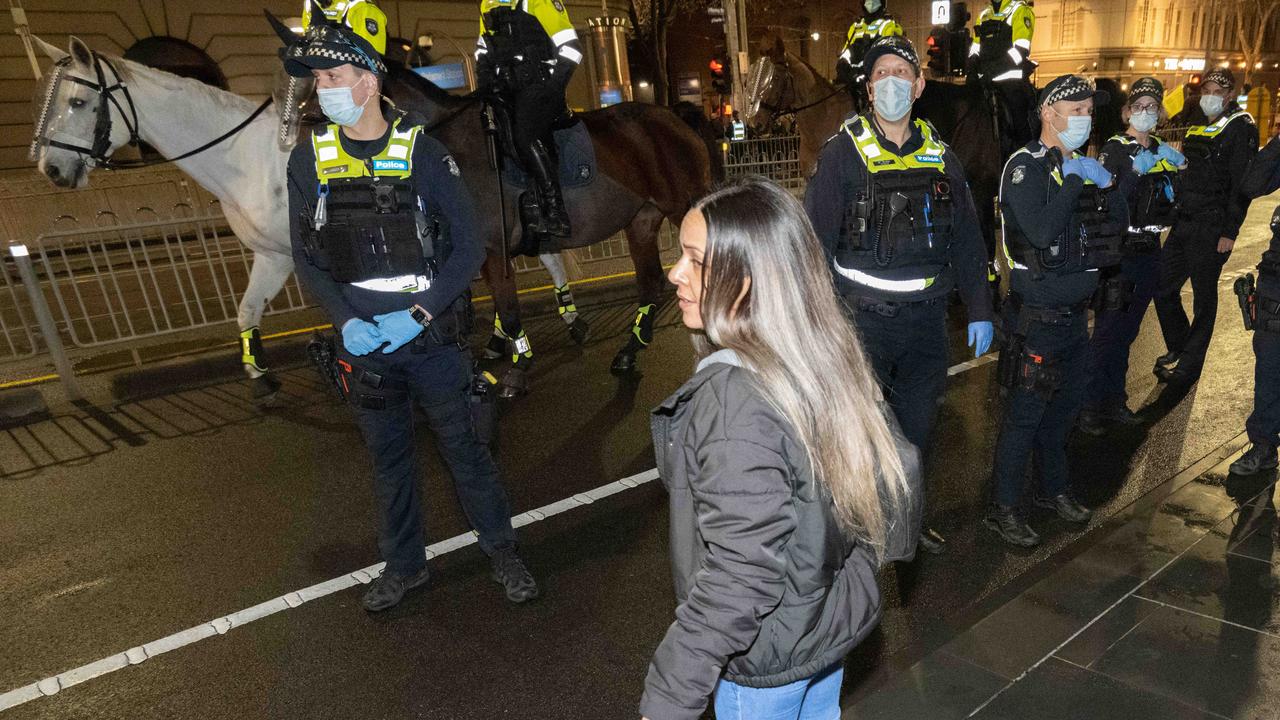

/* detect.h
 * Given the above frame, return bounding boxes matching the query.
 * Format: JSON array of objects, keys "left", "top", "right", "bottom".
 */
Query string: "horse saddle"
[{"left": 501, "top": 119, "right": 597, "bottom": 190}]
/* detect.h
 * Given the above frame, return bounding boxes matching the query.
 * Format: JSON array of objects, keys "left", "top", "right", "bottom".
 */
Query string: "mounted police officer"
[
  {"left": 987, "top": 75, "right": 1127, "bottom": 548},
  {"left": 282, "top": 3, "right": 538, "bottom": 612},
  {"left": 475, "top": 0, "right": 583, "bottom": 241},
  {"left": 968, "top": 0, "right": 1036, "bottom": 145},
  {"left": 1232, "top": 125, "right": 1280, "bottom": 475},
  {"left": 1153, "top": 68, "right": 1258, "bottom": 386},
  {"left": 1079, "top": 78, "right": 1184, "bottom": 435},
  {"left": 835, "top": 0, "right": 904, "bottom": 111},
  {"left": 806, "top": 36, "right": 994, "bottom": 556}
]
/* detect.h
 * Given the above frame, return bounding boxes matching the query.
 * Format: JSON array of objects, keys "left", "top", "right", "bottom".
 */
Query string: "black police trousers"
[
  {"left": 339, "top": 342, "right": 517, "bottom": 577},
  {"left": 849, "top": 296, "right": 950, "bottom": 470},
  {"left": 992, "top": 308, "right": 1090, "bottom": 508},
  {"left": 1154, "top": 216, "right": 1230, "bottom": 376},
  {"left": 1085, "top": 250, "right": 1160, "bottom": 410},
  {"left": 1247, "top": 322, "right": 1280, "bottom": 449}
]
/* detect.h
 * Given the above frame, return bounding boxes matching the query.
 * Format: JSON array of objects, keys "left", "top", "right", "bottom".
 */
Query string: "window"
[
  {"left": 1189, "top": 8, "right": 1201, "bottom": 47},
  {"left": 1171, "top": 9, "right": 1183, "bottom": 47},
  {"left": 1061, "top": 1, "right": 1080, "bottom": 48},
  {"left": 123, "top": 36, "right": 227, "bottom": 90},
  {"left": 1136, "top": 0, "right": 1151, "bottom": 45}
]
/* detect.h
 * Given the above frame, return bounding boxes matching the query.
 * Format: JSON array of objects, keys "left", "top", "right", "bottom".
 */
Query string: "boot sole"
[
  {"left": 982, "top": 517, "right": 1041, "bottom": 548},
  {"left": 1230, "top": 457, "right": 1280, "bottom": 474},
  {"left": 1032, "top": 497, "right": 1093, "bottom": 524}
]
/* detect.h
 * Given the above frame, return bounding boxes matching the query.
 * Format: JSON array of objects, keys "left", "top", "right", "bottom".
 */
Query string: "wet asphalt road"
[{"left": 0, "top": 195, "right": 1275, "bottom": 719}]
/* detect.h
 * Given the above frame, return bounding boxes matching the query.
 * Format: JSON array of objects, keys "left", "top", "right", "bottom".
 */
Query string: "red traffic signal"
[{"left": 709, "top": 58, "right": 725, "bottom": 76}]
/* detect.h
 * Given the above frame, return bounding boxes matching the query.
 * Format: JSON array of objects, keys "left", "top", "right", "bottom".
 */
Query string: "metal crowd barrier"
[
  {"left": 2, "top": 192, "right": 683, "bottom": 399},
  {"left": 722, "top": 134, "right": 806, "bottom": 191}
]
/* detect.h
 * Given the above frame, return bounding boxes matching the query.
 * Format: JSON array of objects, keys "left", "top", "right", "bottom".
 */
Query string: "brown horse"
[{"left": 380, "top": 69, "right": 710, "bottom": 395}]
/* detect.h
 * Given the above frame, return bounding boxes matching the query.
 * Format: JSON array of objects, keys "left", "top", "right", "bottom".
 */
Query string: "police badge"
[
  {"left": 1011, "top": 166, "right": 1025, "bottom": 184},
  {"left": 553, "top": 0, "right": 564, "bottom": 10},
  {"left": 444, "top": 155, "right": 461, "bottom": 177}
]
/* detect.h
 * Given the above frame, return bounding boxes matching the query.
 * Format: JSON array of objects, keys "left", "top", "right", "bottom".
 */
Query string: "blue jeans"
[{"left": 713, "top": 664, "right": 844, "bottom": 720}]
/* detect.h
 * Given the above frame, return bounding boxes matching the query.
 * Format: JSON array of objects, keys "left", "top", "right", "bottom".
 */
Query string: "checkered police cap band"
[
  {"left": 284, "top": 23, "right": 386, "bottom": 75},
  {"left": 1038, "top": 74, "right": 1108, "bottom": 107},
  {"left": 1202, "top": 68, "right": 1234, "bottom": 92},
  {"left": 1127, "top": 77, "right": 1163, "bottom": 104}
]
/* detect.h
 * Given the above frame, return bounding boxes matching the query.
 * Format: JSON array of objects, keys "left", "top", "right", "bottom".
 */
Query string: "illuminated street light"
[
  {"left": 1128, "top": 60, "right": 1135, "bottom": 68},
  {"left": 1255, "top": 61, "right": 1263, "bottom": 69},
  {"left": 638, "top": 80, "right": 650, "bottom": 88},
  {"left": 811, "top": 32, "right": 820, "bottom": 41}
]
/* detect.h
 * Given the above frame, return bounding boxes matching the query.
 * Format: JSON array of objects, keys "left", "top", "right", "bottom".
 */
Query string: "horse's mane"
[
  {"left": 785, "top": 51, "right": 837, "bottom": 93},
  {"left": 111, "top": 54, "right": 258, "bottom": 114}
]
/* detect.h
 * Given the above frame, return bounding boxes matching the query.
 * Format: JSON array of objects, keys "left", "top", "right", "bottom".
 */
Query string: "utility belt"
[
  {"left": 1122, "top": 229, "right": 1162, "bottom": 256},
  {"left": 849, "top": 294, "right": 942, "bottom": 319},
  {"left": 306, "top": 329, "right": 495, "bottom": 430},
  {"left": 995, "top": 292, "right": 1086, "bottom": 398}
]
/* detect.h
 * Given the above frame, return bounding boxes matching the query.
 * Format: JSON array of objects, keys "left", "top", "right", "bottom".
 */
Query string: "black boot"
[
  {"left": 1230, "top": 444, "right": 1279, "bottom": 475},
  {"left": 525, "top": 139, "right": 571, "bottom": 238},
  {"left": 983, "top": 505, "right": 1041, "bottom": 548}
]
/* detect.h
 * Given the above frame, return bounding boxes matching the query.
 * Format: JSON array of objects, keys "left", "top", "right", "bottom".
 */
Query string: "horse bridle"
[
  {"left": 755, "top": 56, "right": 846, "bottom": 118},
  {"left": 32, "top": 50, "right": 273, "bottom": 170},
  {"left": 32, "top": 53, "right": 141, "bottom": 168}
]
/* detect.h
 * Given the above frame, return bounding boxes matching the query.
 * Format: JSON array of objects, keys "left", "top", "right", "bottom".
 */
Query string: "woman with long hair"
[{"left": 639, "top": 177, "right": 921, "bottom": 720}]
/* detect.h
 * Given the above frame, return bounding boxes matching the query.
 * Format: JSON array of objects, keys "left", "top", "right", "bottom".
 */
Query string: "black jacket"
[
  {"left": 285, "top": 112, "right": 483, "bottom": 329},
  {"left": 1243, "top": 136, "right": 1280, "bottom": 270},
  {"left": 1000, "top": 141, "right": 1128, "bottom": 307},
  {"left": 1178, "top": 104, "right": 1258, "bottom": 240},
  {"left": 640, "top": 350, "right": 922, "bottom": 720},
  {"left": 804, "top": 116, "right": 993, "bottom": 323}
]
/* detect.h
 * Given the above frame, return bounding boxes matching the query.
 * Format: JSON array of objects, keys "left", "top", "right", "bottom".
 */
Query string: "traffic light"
[
  {"left": 948, "top": 2, "right": 971, "bottom": 76},
  {"left": 710, "top": 55, "right": 732, "bottom": 95},
  {"left": 926, "top": 27, "right": 950, "bottom": 77}
]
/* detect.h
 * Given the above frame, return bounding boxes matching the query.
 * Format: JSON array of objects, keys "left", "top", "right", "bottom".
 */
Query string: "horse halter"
[
  {"left": 30, "top": 52, "right": 141, "bottom": 167},
  {"left": 752, "top": 57, "right": 797, "bottom": 117}
]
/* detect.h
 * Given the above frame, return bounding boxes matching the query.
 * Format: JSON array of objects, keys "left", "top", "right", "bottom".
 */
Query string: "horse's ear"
[
  {"left": 68, "top": 36, "right": 93, "bottom": 68},
  {"left": 33, "top": 35, "right": 68, "bottom": 62},
  {"left": 773, "top": 36, "right": 786, "bottom": 59},
  {"left": 264, "top": 10, "right": 299, "bottom": 46}
]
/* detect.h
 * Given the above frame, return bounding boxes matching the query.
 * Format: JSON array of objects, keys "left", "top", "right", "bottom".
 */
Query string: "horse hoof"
[
  {"left": 499, "top": 368, "right": 529, "bottom": 399},
  {"left": 568, "top": 317, "right": 590, "bottom": 346},
  {"left": 611, "top": 351, "right": 638, "bottom": 376},
  {"left": 249, "top": 368, "right": 280, "bottom": 404}
]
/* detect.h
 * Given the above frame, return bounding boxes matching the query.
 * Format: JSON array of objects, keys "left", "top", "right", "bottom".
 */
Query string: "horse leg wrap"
[
  {"left": 555, "top": 284, "right": 579, "bottom": 325},
  {"left": 631, "top": 304, "right": 656, "bottom": 347},
  {"left": 511, "top": 330, "right": 534, "bottom": 369},
  {"left": 240, "top": 326, "right": 267, "bottom": 373},
  {"left": 486, "top": 315, "right": 509, "bottom": 359}
]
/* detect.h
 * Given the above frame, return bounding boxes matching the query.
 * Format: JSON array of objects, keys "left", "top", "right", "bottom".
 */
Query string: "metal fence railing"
[{"left": 722, "top": 134, "right": 805, "bottom": 191}]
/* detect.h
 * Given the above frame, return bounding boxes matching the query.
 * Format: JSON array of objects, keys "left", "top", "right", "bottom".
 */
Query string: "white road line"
[{"left": 1, "top": 353, "right": 1006, "bottom": 712}]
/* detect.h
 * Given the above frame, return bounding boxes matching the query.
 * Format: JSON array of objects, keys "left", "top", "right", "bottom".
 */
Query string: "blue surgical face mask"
[
  {"left": 872, "top": 76, "right": 914, "bottom": 122},
  {"left": 1053, "top": 110, "right": 1092, "bottom": 151},
  {"left": 317, "top": 76, "right": 371, "bottom": 127},
  {"left": 1130, "top": 109, "right": 1158, "bottom": 133},
  {"left": 1200, "top": 94, "right": 1225, "bottom": 119}
]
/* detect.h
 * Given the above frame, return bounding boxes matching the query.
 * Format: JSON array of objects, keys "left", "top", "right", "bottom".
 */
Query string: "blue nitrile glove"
[
  {"left": 341, "top": 319, "right": 384, "bottom": 356},
  {"left": 1061, "top": 157, "right": 1085, "bottom": 179},
  {"left": 1078, "top": 157, "right": 1113, "bottom": 187},
  {"left": 967, "top": 321, "right": 994, "bottom": 358},
  {"left": 1132, "top": 149, "right": 1158, "bottom": 175},
  {"left": 372, "top": 309, "right": 423, "bottom": 354},
  {"left": 1155, "top": 143, "right": 1186, "bottom": 167}
]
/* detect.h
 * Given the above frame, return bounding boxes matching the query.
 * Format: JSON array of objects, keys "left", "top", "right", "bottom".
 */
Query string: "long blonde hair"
[{"left": 690, "top": 177, "right": 911, "bottom": 562}]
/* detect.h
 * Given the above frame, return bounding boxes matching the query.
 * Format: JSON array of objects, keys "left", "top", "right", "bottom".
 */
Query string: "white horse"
[{"left": 30, "top": 35, "right": 574, "bottom": 398}]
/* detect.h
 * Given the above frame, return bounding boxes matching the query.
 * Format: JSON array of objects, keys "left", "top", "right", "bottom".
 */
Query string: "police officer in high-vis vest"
[
  {"left": 1153, "top": 68, "right": 1258, "bottom": 386},
  {"left": 1231, "top": 128, "right": 1280, "bottom": 475},
  {"left": 968, "top": 0, "right": 1036, "bottom": 143},
  {"left": 475, "top": 0, "right": 583, "bottom": 240},
  {"left": 987, "top": 75, "right": 1127, "bottom": 548},
  {"left": 1079, "top": 78, "right": 1185, "bottom": 435},
  {"left": 835, "top": 0, "right": 904, "bottom": 110},
  {"left": 806, "top": 37, "right": 994, "bottom": 556},
  {"left": 282, "top": 5, "right": 538, "bottom": 612}
]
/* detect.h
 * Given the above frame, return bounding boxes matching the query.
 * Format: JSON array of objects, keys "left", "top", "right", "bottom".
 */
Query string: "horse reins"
[{"left": 34, "top": 50, "right": 273, "bottom": 170}]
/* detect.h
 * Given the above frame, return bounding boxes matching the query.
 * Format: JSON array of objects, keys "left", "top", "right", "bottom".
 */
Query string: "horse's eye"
[{"left": 69, "top": 98, "right": 86, "bottom": 109}]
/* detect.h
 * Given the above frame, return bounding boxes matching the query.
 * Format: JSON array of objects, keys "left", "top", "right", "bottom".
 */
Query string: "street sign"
[{"left": 932, "top": 1, "right": 950, "bottom": 25}]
